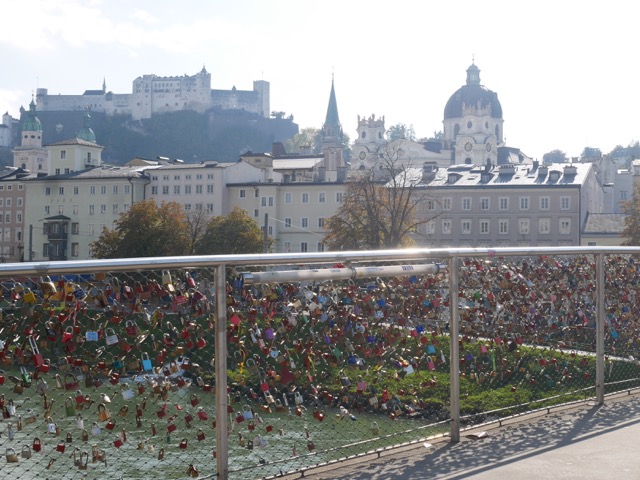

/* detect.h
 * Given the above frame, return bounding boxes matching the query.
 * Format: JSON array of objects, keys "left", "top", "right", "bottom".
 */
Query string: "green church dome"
[{"left": 23, "top": 98, "right": 42, "bottom": 132}]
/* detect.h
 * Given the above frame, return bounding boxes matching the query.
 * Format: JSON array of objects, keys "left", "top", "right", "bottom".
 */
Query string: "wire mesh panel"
[
  {"left": 0, "top": 249, "right": 637, "bottom": 479},
  {"left": 0, "top": 268, "right": 218, "bottom": 479}
]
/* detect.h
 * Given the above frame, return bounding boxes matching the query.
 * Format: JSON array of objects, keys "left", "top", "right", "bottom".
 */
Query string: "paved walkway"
[{"left": 278, "top": 392, "right": 640, "bottom": 480}]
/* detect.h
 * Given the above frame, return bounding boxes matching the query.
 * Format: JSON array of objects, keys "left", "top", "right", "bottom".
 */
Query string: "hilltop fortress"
[{"left": 35, "top": 67, "right": 270, "bottom": 121}]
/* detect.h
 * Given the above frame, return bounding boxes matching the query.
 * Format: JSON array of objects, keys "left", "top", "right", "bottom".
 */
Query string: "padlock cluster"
[{"left": 0, "top": 254, "right": 639, "bottom": 478}]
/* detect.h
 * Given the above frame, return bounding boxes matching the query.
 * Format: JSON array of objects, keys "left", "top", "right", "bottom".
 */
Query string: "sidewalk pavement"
[{"left": 279, "top": 391, "right": 640, "bottom": 480}]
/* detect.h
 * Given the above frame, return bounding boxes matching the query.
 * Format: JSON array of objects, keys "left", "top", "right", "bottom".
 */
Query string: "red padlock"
[
  {"left": 56, "top": 441, "right": 66, "bottom": 453},
  {"left": 105, "top": 419, "right": 116, "bottom": 431},
  {"left": 197, "top": 409, "right": 208, "bottom": 421},
  {"left": 197, "top": 429, "right": 205, "bottom": 441},
  {"left": 113, "top": 437, "right": 123, "bottom": 448},
  {"left": 32, "top": 437, "right": 42, "bottom": 452},
  {"left": 167, "top": 423, "right": 177, "bottom": 433},
  {"left": 179, "top": 438, "right": 188, "bottom": 449}
]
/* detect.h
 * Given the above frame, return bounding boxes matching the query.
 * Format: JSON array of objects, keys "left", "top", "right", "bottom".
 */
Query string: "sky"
[{"left": 1, "top": 0, "right": 638, "bottom": 161}]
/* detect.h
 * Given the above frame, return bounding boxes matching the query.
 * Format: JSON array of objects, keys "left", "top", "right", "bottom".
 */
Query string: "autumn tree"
[
  {"left": 195, "top": 207, "right": 267, "bottom": 254},
  {"left": 542, "top": 149, "right": 568, "bottom": 164},
  {"left": 284, "top": 127, "right": 322, "bottom": 154},
  {"left": 324, "top": 144, "right": 440, "bottom": 250},
  {"left": 91, "top": 200, "right": 191, "bottom": 258},
  {"left": 621, "top": 183, "right": 640, "bottom": 245},
  {"left": 386, "top": 123, "right": 416, "bottom": 142}
]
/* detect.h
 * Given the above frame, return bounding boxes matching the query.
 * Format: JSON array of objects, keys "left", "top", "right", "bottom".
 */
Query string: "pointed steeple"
[
  {"left": 320, "top": 76, "right": 345, "bottom": 172},
  {"left": 322, "top": 75, "right": 342, "bottom": 140},
  {"left": 102, "top": 77, "right": 107, "bottom": 93}
]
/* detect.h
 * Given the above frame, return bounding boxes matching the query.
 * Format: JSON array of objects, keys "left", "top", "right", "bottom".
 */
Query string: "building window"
[
  {"left": 196, "top": 174, "right": 203, "bottom": 180},
  {"left": 442, "top": 198, "right": 452, "bottom": 210},
  {"left": 261, "top": 197, "right": 267, "bottom": 207},
  {"left": 100, "top": 185, "right": 107, "bottom": 195},
  {"left": 300, "top": 242, "right": 308, "bottom": 252},
  {"left": 518, "top": 218, "right": 530, "bottom": 234},
  {"left": 195, "top": 185, "right": 202, "bottom": 194},
  {"left": 163, "top": 175, "right": 169, "bottom": 181},
  {"left": 425, "top": 220, "right": 435, "bottom": 234},
  {"left": 6, "top": 199, "right": 11, "bottom": 207},
  {"left": 113, "top": 204, "right": 119, "bottom": 215},
  {"left": 462, "top": 198, "right": 471, "bottom": 210},
  {"left": 499, "top": 219, "right": 509, "bottom": 234},
  {"left": 89, "top": 205, "right": 95, "bottom": 215},
  {"left": 285, "top": 218, "right": 291, "bottom": 228},
  {"left": 58, "top": 187, "right": 64, "bottom": 195},
  {"left": 207, "top": 185, "right": 214, "bottom": 194},
  {"left": 73, "top": 205, "right": 78, "bottom": 214},
  {"left": 44, "top": 206, "right": 50, "bottom": 215},
  {"left": 58, "top": 205, "right": 64, "bottom": 214},
  {"left": 195, "top": 204, "right": 202, "bottom": 211},
  {"left": 461, "top": 219, "right": 472, "bottom": 234},
  {"left": 60, "top": 150, "right": 66, "bottom": 159},
  {"left": 100, "top": 204, "right": 107, "bottom": 215},
  {"left": 283, "top": 241, "right": 291, "bottom": 252},
  {"left": 151, "top": 186, "right": 158, "bottom": 195},
  {"left": 284, "top": 192, "right": 292, "bottom": 204},
  {"left": 301, "top": 217, "right": 308, "bottom": 228},
  {"left": 539, "top": 218, "right": 550, "bottom": 234},
  {"left": 480, "top": 220, "right": 490, "bottom": 234},
  {"left": 336, "top": 192, "right": 343, "bottom": 203},
  {"left": 318, "top": 192, "right": 326, "bottom": 203},
  {"left": 254, "top": 209, "right": 258, "bottom": 217},
  {"left": 318, "top": 218, "right": 325, "bottom": 228},
  {"left": 184, "top": 204, "right": 191, "bottom": 211},
  {"left": 4, "top": 213, "right": 9, "bottom": 223},
  {"left": 254, "top": 189, "right": 259, "bottom": 198},
  {"left": 71, "top": 243, "right": 79, "bottom": 257},
  {"left": 16, "top": 213, "right": 22, "bottom": 222},
  {"left": 123, "top": 204, "right": 129, "bottom": 212},
  {"left": 206, "top": 203, "right": 214, "bottom": 212},
  {"left": 621, "top": 190, "right": 628, "bottom": 200},
  {"left": 184, "top": 185, "right": 191, "bottom": 194},
  {"left": 162, "top": 186, "right": 169, "bottom": 195},
  {"left": 561, "top": 196, "right": 570, "bottom": 210},
  {"left": 480, "top": 198, "right": 490, "bottom": 210},
  {"left": 17, "top": 198, "right": 22, "bottom": 207},
  {"left": 42, "top": 243, "right": 49, "bottom": 256},
  {"left": 45, "top": 187, "right": 51, "bottom": 196},
  {"left": 559, "top": 218, "right": 571, "bottom": 234},
  {"left": 113, "top": 185, "right": 118, "bottom": 194},
  {"left": 540, "top": 196, "right": 550, "bottom": 210},
  {"left": 124, "top": 185, "right": 130, "bottom": 194},
  {"left": 72, "top": 223, "right": 79, "bottom": 234},
  {"left": 302, "top": 193, "right": 309, "bottom": 203},
  {"left": 73, "top": 186, "right": 79, "bottom": 195},
  {"left": 426, "top": 199, "right": 435, "bottom": 210},
  {"left": 174, "top": 175, "right": 180, "bottom": 180},
  {"left": 519, "top": 196, "right": 530, "bottom": 210},
  {"left": 317, "top": 242, "right": 325, "bottom": 252},
  {"left": 174, "top": 185, "right": 180, "bottom": 195},
  {"left": 88, "top": 224, "right": 95, "bottom": 235},
  {"left": 442, "top": 219, "right": 452, "bottom": 234}
]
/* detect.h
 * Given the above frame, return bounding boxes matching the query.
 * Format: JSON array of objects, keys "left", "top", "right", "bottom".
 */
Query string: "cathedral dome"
[{"left": 443, "top": 64, "right": 502, "bottom": 120}]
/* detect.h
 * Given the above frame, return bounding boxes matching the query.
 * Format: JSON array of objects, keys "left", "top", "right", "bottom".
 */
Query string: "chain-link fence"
[{"left": 0, "top": 248, "right": 638, "bottom": 479}]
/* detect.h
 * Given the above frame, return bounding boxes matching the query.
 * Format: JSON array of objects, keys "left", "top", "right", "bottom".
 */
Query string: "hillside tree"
[
  {"left": 621, "top": 183, "right": 640, "bottom": 245},
  {"left": 324, "top": 143, "right": 440, "bottom": 250},
  {"left": 90, "top": 200, "right": 190, "bottom": 258},
  {"left": 195, "top": 207, "right": 268, "bottom": 254}
]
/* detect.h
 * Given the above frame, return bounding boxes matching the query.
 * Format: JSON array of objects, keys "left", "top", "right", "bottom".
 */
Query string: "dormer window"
[{"left": 448, "top": 173, "right": 460, "bottom": 184}]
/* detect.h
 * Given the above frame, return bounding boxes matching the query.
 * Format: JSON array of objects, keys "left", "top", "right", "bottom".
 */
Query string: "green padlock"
[{"left": 65, "top": 397, "right": 75, "bottom": 417}]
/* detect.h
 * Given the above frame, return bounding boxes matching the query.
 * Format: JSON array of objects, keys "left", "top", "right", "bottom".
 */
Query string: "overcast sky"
[{"left": 1, "top": 0, "right": 637, "bottom": 161}]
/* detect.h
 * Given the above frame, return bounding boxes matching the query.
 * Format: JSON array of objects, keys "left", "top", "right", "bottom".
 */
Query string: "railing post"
[
  {"left": 215, "top": 265, "right": 229, "bottom": 479},
  {"left": 595, "top": 253, "right": 605, "bottom": 404},
  {"left": 449, "top": 256, "right": 461, "bottom": 443}
]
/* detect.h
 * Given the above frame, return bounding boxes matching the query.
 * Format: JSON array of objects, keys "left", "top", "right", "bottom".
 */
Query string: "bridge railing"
[{"left": 0, "top": 247, "right": 638, "bottom": 479}]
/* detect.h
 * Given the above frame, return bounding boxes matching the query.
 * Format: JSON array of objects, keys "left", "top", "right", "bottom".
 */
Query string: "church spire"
[
  {"left": 322, "top": 75, "right": 342, "bottom": 139},
  {"left": 320, "top": 75, "right": 345, "bottom": 172}
]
